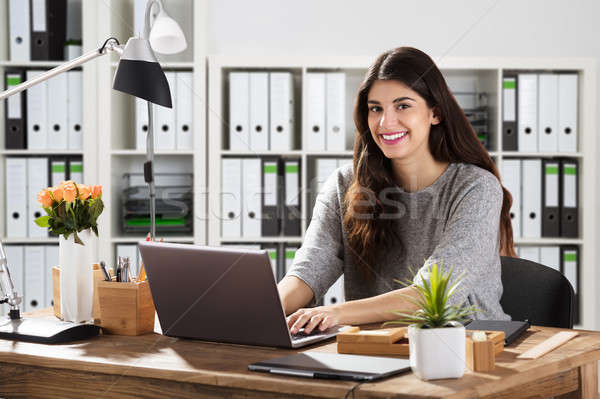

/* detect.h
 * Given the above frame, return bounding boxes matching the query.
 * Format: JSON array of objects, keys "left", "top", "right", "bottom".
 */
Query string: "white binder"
[
  {"left": 9, "top": 0, "right": 30, "bottom": 61},
  {"left": 27, "top": 70, "right": 48, "bottom": 150},
  {"left": 324, "top": 275, "right": 345, "bottom": 306},
  {"left": 284, "top": 246, "right": 299, "bottom": 274},
  {"left": 67, "top": 70, "right": 83, "bottom": 150},
  {"left": 4, "top": 245, "right": 24, "bottom": 311},
  {"left": 45, "top": 245, "right": 59, "bottom": 307},
  {"left": 24, "top": 245, "right": 45, "bottom": 313},
  {"left": 242, "top": 159, "right": 262, "bottom": 237},
  {"left": 221, "top": 158, "right": 242, "bottom": 237},
  {"left": 502, "top": 159, "right": 521, "bottom": 239},
  {"left": 558, "top": 74, "right": 578, "bottom": 153},
  {"left": 47, "top": 73, "right": 69, "bottom": 150},
  {"left": 537, "top": 74, "right": 558, "bottom": 153},
  {"left": 326, "top": 72, "right": 346, "bottom": 151},
  {"left": 562, "top": 249, "right": 578, "bottom": 294},
  {"left": 27, "top": 157, "right": 49, "bottom": 238},
  {"left": 156, "top": 71, "right": 176, "bottom": 150},
  {"left": 175, "top": 71, "right": 193, "bottom": 150},
  {"left": 69, "top": 159, "right": 83, "bottom": 183},
  {"left": 50, "top": 159, "right": 67, "bottom": 186},
  {"left": 136, "top": 98, "right": 149, "bottom": 151},
  {"left": 305, "top": 73, "right": 326, "bottom": 151},
  {"left": 249, "top": 72, "right": 269, "bottom": 151},
  {"left": 5, "top": 158, "right": 28, "bottom": 237},
  {"left": 519, "top": 246, "right": 540, "bottom": 264},
  {"left": 270, "top": 72, "right": 294, "bottom": 151},
  {"left": 517, "top": 74, "right": 538, "bottom": 152},
  {"left": 521, "top": 159, "right": 542, "bottom": 238},
  {"left": 540, "top": 246, "right": 560, "bottom": 271},
  {"left": 229, "top": 72, "right": 250, "bottom": 150},
  {"left": 315, "top": 158, "right": 338, "bottom": 194}
]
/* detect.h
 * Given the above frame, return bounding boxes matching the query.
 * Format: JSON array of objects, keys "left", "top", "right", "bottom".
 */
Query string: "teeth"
[{"left": 381, "top": 132, "right": 407, "bottom": 140}]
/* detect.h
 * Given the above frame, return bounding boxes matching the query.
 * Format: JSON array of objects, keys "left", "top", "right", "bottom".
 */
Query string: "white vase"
[
  {"left": 408, "top": 323, "right": 465, "bottom": 380},
  {"left": 59, "top": 229, "right": 98, "bottom": 323}
]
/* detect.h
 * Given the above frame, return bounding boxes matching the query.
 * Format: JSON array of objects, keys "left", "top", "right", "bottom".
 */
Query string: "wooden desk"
[{"left": 1, "top": 313, "right": 599, "bottom": 398}]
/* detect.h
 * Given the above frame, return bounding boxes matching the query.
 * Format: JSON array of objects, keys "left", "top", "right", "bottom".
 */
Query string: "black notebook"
[{"left": 466, "top": 320, "right": 531, "bottom": 345}]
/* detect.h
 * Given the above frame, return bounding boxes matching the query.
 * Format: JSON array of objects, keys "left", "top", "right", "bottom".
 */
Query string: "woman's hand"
[{"left": 287, "top": 305, "right": 343, "bottom": 335}]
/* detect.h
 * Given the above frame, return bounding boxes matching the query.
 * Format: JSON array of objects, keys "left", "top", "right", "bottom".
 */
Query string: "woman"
[{"left": 278, "top": 47, "right": 515, "bottom": 335}]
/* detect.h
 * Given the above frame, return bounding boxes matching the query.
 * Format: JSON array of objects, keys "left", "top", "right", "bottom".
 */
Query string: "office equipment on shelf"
[
  {"left": 221, "top": 158, "right": 242, "bottom": 237},
  {"left": 44, "top": 245, "right": 58, "bottom": 307},
  {"left": 9, "top": 0, "right": 31, "bottom": 61},
  {"left": 542, "top": 159, "right": 560, "bottom": 237},
  {"left": 558, "top": 74, "right": 578, "bottom": 153},
  {"left": 521, "top": 159, "right": 542, "bottom": 238},
  {"left": 68, "top": 157, "right": 83, "bottom": 183},
  {"left": 261, "top": 158, "right": 280, "bottom": 237},
  {"left": 283, "top": 160, "right": 301, "bottom": 236},
  {"left": 517, "top": 331, "right": 578, "bottom": 359},
  {"left": 47, "top": 73, "right": 69, "bottom": 150},
  {"left": 30, "top": 0, "right": 67, "bottom": 61},
  {"left": 538, "top": 74, "right": 559, "bottom": 153},
  {"left": 518, "top": 74, "right": 538, "bottom": 152},
  {"left": 65, "top": 0, "right": 82, "bottom": 60},
  {"left": 502, "top": 73, "right": 518, "bottom": 151},
  {"left": 229, "top": 72, "right": 250, "bottom": 151},
  {"left": 27, "top": 157, "right": 49, "bottom": 238},
  {"left": 23, "top": 245, "right": 45, "bottom": 313},
  {"left": 269, "top": 72, "right": 294, "bottom": 151},
  {"left": 26, "top": 70, "right": 48, "bottom": 150},
  {"left": 249, "top": 72, "right": 269, "bottom": 151},
  {"left": 502, "top": 159, "right": 521, "bottom": 239},
  {"left": 560, "top": 159, "right": 578, "bottom": 237},
  {"left": 5, "top": 158, "right": 28, "bottom": 237},
  {"left": 539, "top": 246, "right": 560, "bottom": 271},
  {"left": 4, "top": 69, "right": 27, "bottom": 149},
  {"left": 156, "top": 71, "right": 176, "bottom": 150},
  {"left": 50, "top": 157, "right": 67, "bottom": 186},
  {"left": 242, "top": 159, "right": 262, "bottom": 237},
  {"left": 305, "top": 72, "right": 326, "bottom": 151},
  {"left": 323, "top": 275, "right": 344, "bottom": 306},
  {"left": 326, "top": 72, "right": 346, "bottom": 151},
  {"left": 67, "top": 70, "right": 83, "bottom": 150},
  {"left": 175, "top": 71, "right": 193, "bottom": 150},
  {"left": 561, "top": 246, "right": 579, "bottom": 324}
]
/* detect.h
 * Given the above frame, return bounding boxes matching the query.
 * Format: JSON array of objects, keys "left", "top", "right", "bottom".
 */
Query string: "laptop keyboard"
[{"left": 291, "top": 328, "right": 328, "bottom": 341}]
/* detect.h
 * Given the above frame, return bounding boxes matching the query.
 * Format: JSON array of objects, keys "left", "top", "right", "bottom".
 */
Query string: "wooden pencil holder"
[
  {"left": 465, "top": 331, "right": 504, "bottom": 372},
  {"left": 95, "top": 279, "right": 155, "bottom": 336}
]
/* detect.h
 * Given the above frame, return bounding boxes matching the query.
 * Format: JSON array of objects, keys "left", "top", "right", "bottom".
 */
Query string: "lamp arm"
[
  {"left": 0, "top": 37, "right": 123, "bottom": 101},
  {"left": 143, "top": 0, "right": 164, "bottom": 40}
]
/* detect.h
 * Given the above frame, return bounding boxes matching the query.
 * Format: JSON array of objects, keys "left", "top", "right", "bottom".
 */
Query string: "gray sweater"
[{"left": 287, "top": 162, "right": 510, "bottom": 320}]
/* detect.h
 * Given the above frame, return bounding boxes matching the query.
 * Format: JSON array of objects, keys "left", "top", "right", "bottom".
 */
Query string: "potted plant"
[{"left": 384, "top": 262, "right": 478, "bottom": 380}]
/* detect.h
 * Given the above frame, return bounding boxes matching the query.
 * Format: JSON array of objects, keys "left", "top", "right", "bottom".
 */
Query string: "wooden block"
[
  {"left": 467, "top": 330, "right": 505, "bottom": 355},
  {"left": 517, "top": 331, "right": 579, "bottom": 359},
  {"left": 92, "top": 265, "right": 104, "bottom": 322},
  {"left": 337, "top": 327, "right": 407, "bottom": 344},
  {"left": 52, "top": 267, "right": 61, "bottom": 319},
  {"left": 96, "top": 280, "right": 155, "bottom": 336},
  {"left": 466, "top": 337, "right": 495, "bottom": 372},
  {"left": 337, "top": 339, "right": 409, "bottom": 356}
]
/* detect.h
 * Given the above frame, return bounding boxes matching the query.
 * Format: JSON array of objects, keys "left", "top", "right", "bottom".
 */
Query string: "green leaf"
[{"left": 34, "top": 215, "right": 50, "bottom": 227}]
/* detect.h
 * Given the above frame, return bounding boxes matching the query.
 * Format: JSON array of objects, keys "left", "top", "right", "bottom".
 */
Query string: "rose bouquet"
[{"left": 35, "top": 180, "right": 104, "bottom": 245}]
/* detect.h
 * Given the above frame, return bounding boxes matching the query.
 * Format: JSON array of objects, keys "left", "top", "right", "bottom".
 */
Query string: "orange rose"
[
  {"left": 77, "top": 184, "right": 91, "bottom": 200},
  {"left": 50, "top": 186, "right": 64, "bottom": 202},
  {"left": 61, "top": 180, "right": 74, "bottom": 186},
  {"left": 63, "top": 181, "right": 78, "bottom": 202},
  {"left": 37, "top": 189, "right": 53, "bottom": 208},
  {"left": 90, "top": 185, "right": 103, "bottom": 199}
]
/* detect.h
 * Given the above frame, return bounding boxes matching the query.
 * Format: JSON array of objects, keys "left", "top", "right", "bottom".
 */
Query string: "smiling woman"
[{"left": 277, "top": 47, "right": 516, "bottom": 335}]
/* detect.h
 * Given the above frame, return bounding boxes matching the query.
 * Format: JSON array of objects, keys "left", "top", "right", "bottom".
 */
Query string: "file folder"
[
  {"left": 5, "top": 158, "right": 28, "bottom": 237},
  {"left": 262, "top": 158, "right": 281, "bottom": 236},
  {"left": 537, "top": 74, "right": 558, "bottom": 153},
  {"left": 45, "top": 245, "right": 59, "bottom": 307},
  {"left": 24, "top": 245, "right": 45, "bottom": 312},
  {"left": 9, "top": 0, "right": 31, "bottom": 61},
  {"left": 156, "top": 71, "right": 176, "bottom": 150},
  {"left": 284, "top": 246, "right": 299, "bottom": 274},
  {"left": 175, "top": 71, "right": 193, "bottom": 150},
  {"left": 68, "top": 157, "right": 83, "bottom": 183},
  {"left": 262, "top": 245, "right": 278, "bottom": 280},
  {"left": 557, "top": 74, "right": 578, "bottom": 153},
  {"left": 283, "top": 160, "right": 301, "bottom": 237},
  {"left": 5, "top": 245, "right": 25, "bottom": 311},
  {"left": 324, "top": 275, "right": 345, "bottom": 306},
  {"left": 519, "top": 246, "right": 540, "bottom": 264},
  {"left": 249, "top": 72, "right": 269, "bottom": 151},
  {"left": 4, "top": 69, "right": 27, "bottom": 149},
  {"left": 539, "top": 246, "right": 560, "bottom": 271},
  {"left": 270, "top": 72, "right": 294, "bottom": 151},
  {"left": 30, "top": 0, "right": 67, "bottom": 61},
  {"left": 50, "top": 157, "right": 67, "bottom": 186},
  {"left": 305, "top": 73, "right": 326, "bottom": 151},
  {"left": 502, "top": 73, "right": 518, "bottom": 151},
  {"left": 229, "top": 72, "right": 250, "bottom": 150},
  {"left": 502, "top": 159, "right": 521, "bottom": 239},
  {"left": 27, "top": 70, "right": 48, "bottom": 150},
  {"left": 561, "top": 246, "right": 579, "bottom": 324},
  {"left": 521, "top": 159, "right": 541, "bottom": 238},
  {"left": 67, "top": 70, "right": 83, "bottom": 150},
  {"left": 221, "top": 158, "right": 242, "bottom": 237},
  {"left": 326, "top": 72, "right": 346, "bottom": 151},
  {"left": 541, "top": 159, "right": 560, "bottom": 237},
  {"left": 242, "top": 158, "right": 262, "bottom": 237},
  {"left": 47, "top": 72, "right": 68, "bottom": 149},
  {"left": 136, "top": 98, "right": 149, "bottom": 151},
  {"left": 27, "top": 157, "right": 49, "bottom": 238},
  {"left": 517, "top": 74, "right": 538, "bottom": 152},
  {"left": 560, "top": 160, "right": 578, "bottom": 238}
]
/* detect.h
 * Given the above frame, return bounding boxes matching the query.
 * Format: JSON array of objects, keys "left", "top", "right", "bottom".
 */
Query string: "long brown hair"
[{"left": 343, "top": 47, "right": 516, "bottom": 277}]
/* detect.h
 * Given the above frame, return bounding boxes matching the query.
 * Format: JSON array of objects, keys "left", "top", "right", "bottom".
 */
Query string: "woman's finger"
[
  {"left": 286, "top": 309, "right": 304, "bottom": 328},
  {"left": 303, "top": 314, "right": 324, "bottom": 335},
  {"left": 290, "top": 312, "right": 313, "bottom": 334}
]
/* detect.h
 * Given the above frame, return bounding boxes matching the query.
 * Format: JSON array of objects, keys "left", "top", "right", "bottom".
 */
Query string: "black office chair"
[{"left": 499, "top": 256, "right": 575, "bottom": 328}]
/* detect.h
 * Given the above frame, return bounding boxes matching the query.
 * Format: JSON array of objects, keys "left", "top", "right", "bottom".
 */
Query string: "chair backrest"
[{"left": 499, "top": 256, "right": 574, "bottom": 328}]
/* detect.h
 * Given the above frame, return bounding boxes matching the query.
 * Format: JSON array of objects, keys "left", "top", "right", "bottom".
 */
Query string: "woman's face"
[{"left": 367, "top": 80, "right": 440, "bottom": 162}]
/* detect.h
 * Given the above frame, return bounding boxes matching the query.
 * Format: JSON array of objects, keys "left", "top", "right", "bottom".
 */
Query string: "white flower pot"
[
  {"left": 408, "top": 324, "right": 465, "bottom": 380},
  {"left": 59, "top": 229, "right": 98, "bottom": 323}
]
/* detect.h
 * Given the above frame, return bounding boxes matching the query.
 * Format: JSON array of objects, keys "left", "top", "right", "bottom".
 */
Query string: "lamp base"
[{"left": 0, "top": 315, "right": 100, "bottom": 344}]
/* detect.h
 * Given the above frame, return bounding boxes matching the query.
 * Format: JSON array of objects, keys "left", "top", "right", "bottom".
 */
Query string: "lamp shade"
[
  {"left": 112, "top": 37, "right": 172, "bottom": 108},
  {"left": 149, "top": 10, "right": 187, "bottom": 55}
]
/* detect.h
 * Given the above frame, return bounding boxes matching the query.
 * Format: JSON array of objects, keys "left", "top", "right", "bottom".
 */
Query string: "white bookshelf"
[{"left": 208, "top": 55, "right": 597, "bottom": 330}]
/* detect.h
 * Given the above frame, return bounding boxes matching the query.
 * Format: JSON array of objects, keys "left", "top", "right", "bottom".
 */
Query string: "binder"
[
  {"left": 541, "top": 159, "right": 560, "bottom": 237},
  {"left": 27, "top": 70, "right": 48, "bottom": 150},
  {"left": 65, "top": 0, "right": 82, "bottom": 45},
  {"left": 539, "top": 246, "right": 560, "bottom": 271},
  {"left": 229, "top": 72, "right": 250, "bottom": 150},
  {"left": 261, "top": 158, "right": 280, "bottom": 236},
  {"left": 156, "top": 71, "right": 176, "bottom": 150},
  {"left": 249, "top": 72, "right": 269, "bottom": 151},
  {"left": 65, "top": 41, "right": 82, "bottom": 60},
  {"left": 537, "top": 74, "right": 559, "bottom": 153},
  {"left": 283, "top": 160, "right": 301, "bottom": 237},
  {"left": 324, "top": 275, "right": 345, "bottom": 306},
  {"left": 68, "top": 157, "right": 83, "bottom": 183},
  {"left": 560, "top": 246, "right": 579, "bottom": 324},
  {"left": 502, "top": 73, "right": 518, "bottom": 151},
  {"left": 50, "top": 157, "right": 67, "bottom": 186},
  {"left": 24, "top": 245, "right": 45, "bottom": 312},
  {"left": 27, "top": 157, "right": 49, "bottom": 238},
  {"left": 326, "top": 72, "right": 346, "bottom": 151},
  {"left": 47, "top": 72, "right": 68, "bottom": 149},
  {"left": 30, "top": 0, "right": 67, "bottom": 61},
  {"left": 67, "top": 70, "right": 83, "bottom": 150},
  {"left": 270, "top": 72, "right": 294, "bottom": 151},
  {"left": 5, "top": 158, "right": 28, "bottom": 237},
  {"left": 136, "top": 98, "right": 149, "bottom": 151},
  {"left": 557, "top": 74, "right": 578, "bottom": 153},
  {"left": 242, "top": 158, "right": 262, "bottom": 237},
  {"left": 45, "top": 245, "right": 59, "bottom": 307},
  {"left": 521, "top": 159, "right": 541, "bottom": 238},
  {"left": 517, "top": 74, "right": 538, "bottom": 152},
  {"left": 9, "top": 0, "right": 31, "bottom": 61},
  {"left": 221, "top": 158, "right": 242, "bottom": 237},
  {"left": 502, "top": 159, "right": 521, "bottom": 239},
  {"left": 519, "top": 246, "right": 540, "bottom": 264},
  {"left": 4, "top": 245, "right": 25, "bottom": 311},
  {"left": 262, "top": 245, "right": 278, "bottom": 280},
  {"left": 4, "top": 69, "right": 27, "bottom": 149},
  {"left": 305, "top": 73, "right": 326, "bottom": 151},
  {"left": 560, "top": 159, "right": 578, "bottom": 238},
  {"left": 175, "top": 71, "right": 193, "bottom": 150},
  {"left": 284, "top": 246, "right": 299, "bottom": 275}
]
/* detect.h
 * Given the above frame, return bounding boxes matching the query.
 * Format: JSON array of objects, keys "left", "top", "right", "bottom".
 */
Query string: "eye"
[
  {"left": 397, "top": 104, "right": 410, "bottom": 110},
  {"left": 368, "top": 105, "right": 382, "bottom": 113}
]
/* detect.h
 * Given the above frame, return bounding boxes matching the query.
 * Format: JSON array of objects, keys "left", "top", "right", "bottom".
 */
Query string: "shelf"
[
  {"left": 501, "top": 152, "right": 583, "bottom": 158},
  {"left": 221, "top": 150, "right": 303, "bottom": 156},
  {"left": 1, "top": 237, "right": 59, "bottom": 244},
  {"left": 0, "top": 149, "right": 84, "bottom": 155},
  {"left": 220, "top": 237, "right": 303, "bottom": 243},
  {"left": 111, "top": 61, "right": 194, "bottom": 69},
  {"left": 0, "top": 60, "right": 64, "bottom": 68},
  {"left": 305, "top": 151, "right": 353, "bottom": 157},
  {"left": 111, "top": 150, "right": 194, "bottom": 156},
  {"left": 514, "top": 238, "right": 583, "bottom": 245},
  {"left": 111, "top": 236, "right": 194, "bottom": 243}
]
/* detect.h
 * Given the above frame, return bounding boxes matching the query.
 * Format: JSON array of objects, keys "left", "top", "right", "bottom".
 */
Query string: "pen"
[
  {"left": 99, "top": 261, "right": 111, "bottom": 281},
  {"left": 116, "top": 256, "right": 123, "bottom": 282}
]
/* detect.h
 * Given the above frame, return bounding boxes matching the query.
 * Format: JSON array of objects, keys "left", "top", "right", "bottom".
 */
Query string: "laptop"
[{"left": 138, "top": 241, "right": 343, "bottom": 348}]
